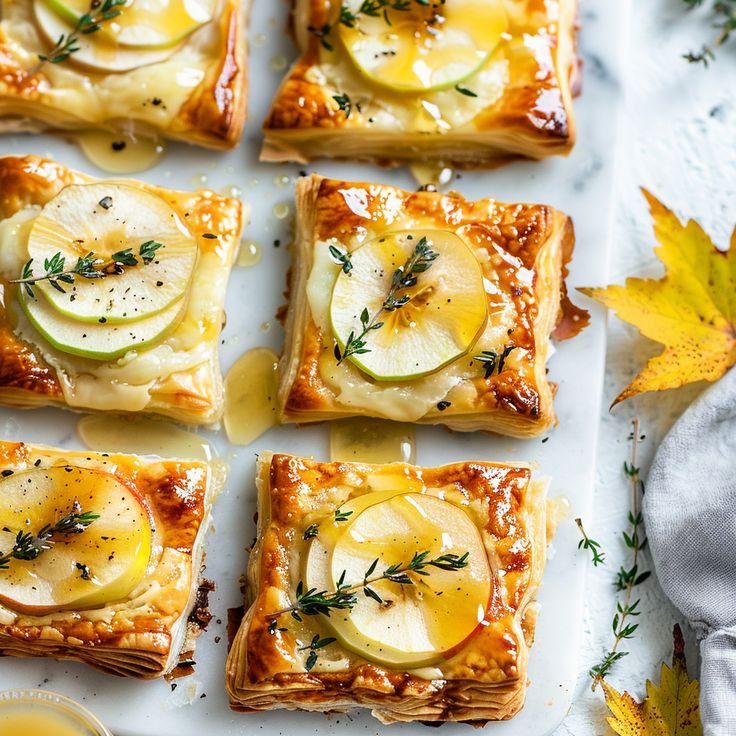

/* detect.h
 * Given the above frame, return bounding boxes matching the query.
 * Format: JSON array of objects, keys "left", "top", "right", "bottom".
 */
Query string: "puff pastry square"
[
  {"left": 277, "top": 174, "right": 587, "bottom": 438},
  {"left": 262, "top": 0, "right": 578, "bottom": 167},
  {"left": 0, "top": 155, "right": 243, "bottom": 425},
  {"left": 226, "top": 451, "right": 548, "bottom": 724},
  {"left": 0, "top": 440, "right": 224, "bottom": 679},
  {"left": 0, "top": 0, "right": 248, "bottom": 148}
]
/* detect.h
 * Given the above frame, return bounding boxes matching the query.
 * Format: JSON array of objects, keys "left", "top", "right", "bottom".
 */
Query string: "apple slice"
[
  {"left": 40, "top": 0, "right": 215, "bottom": 49},
  {"left": 338, "top": 0, "right": 508, "bottom": 93},
  {"left": 0, "top": 466, "right": 152, "bottom": 615},
  {"left": 21, "top": 287, "right": 186, "bottom": 361},
  {"left": 305, "top": 492, "right": 492, "bottom": 668},
  {"left": 26, "top": 183, "right": 197, "bottom": 324},
  {"left": 34, "top": 0, "right": 178, "bottom": 73},
  {"left": 329, "top": 230, "right": 488, "bottom": 381}
]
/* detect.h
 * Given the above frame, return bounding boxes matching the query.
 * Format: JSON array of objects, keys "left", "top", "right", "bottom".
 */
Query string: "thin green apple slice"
[
  {"left": 305, "top": 492, "right": 492, "bottom": 669},
  {"left": 40, "top": 0, "right": 215, "bottom": 49},
  {"left": 27, "top": 182, "right": 197, "bottom": 324},
  {"left": 329, "top": 230, "right": 488, "bottom": 381},
  {"left": 21, "top": 287, "right": 186, "bottom": 361},
  {"left": 0, "top": 466, "right": 152, "bottom": 615},
  {"left": 338, "top": 0, "right": 508, "bottom": 93},
  {"left": 34, "top": 0, "right": 176, "bottom": 72}
]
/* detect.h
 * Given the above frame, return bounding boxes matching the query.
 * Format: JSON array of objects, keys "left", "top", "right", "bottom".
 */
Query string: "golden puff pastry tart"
[
  {"left": 0, "top": 0, "right": 248, "bottom": 149},
  {"left": 262, "top": 0, "right": 578, "bottom": 167},
  {"left": 277, "top": 175, "right": 588, "bottom": 438},
  {"left": 0, "top": 439, "right": 224, "bottom": 679},
  {"left": 226, "top": 451, "right": 549, "bottom": 724},
  {"left": 0, "top": 155, "right": 243, "bottom": 426}
]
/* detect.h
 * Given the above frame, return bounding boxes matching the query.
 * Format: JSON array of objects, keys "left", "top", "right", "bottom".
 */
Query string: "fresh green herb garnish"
[
  {"left": 12, "top": 240, "right": 163, "bottom": 298},
  {"left": 455, "top": 85, "right": 478, "bottom": 97},
  {"left": 0, "top": 499, "right": 99, "bottom": 570},
  {"left": 266, "top": 549, "right": 469, "bottom": 621},
  {"left": 328, "top": 244, "right": 353, "bottom": 274},
  {"left": 474, "top": 345, "right": 516, "bottom": 379},
  {"left": 36, "top": 0, "right": 126, "bottom": 69},
  {"left": 590, "top": 419, "right": 652, "bottom": 684},
  {"left": 682, "top": 0, "right": 735, "bottom": 65},
  {"left": 334, "top": 235, "right": 439, "bottom": 365},
  {"left": 576, "top": 518, "right": 605, "bottom": 567},
  {"left": 332, "top": 94, "right": 354, "bottom": 118},
  {"left": 334, "top": 509, "right": 353, "bottom": 523},
  {"left": 303, "top": 524, "right": 320, "bottom": 540},
  {"left": 299, "top": 634, "right": 338, "bottom": 672},
  {"left": 310, "top": 0, "right": 435, "bottom": 48}
]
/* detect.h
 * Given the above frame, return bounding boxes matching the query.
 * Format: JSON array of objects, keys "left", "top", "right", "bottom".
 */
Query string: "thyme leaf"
[
  {"left": 329, "top": 244, "right": 353, "bottom": 274},
  {"left": 474, "top": 345, "right": 516, "bottom": 379},
  {"left": 334, "top": 235, "right": 439, "bottom": 365}
]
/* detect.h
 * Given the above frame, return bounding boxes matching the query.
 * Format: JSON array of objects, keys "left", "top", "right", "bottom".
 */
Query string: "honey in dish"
[
  {"left": 76, "top": 415, "right": 212, "bottom": 461},
  {"left": 75, "top": 131, "right": 165, "bottom": 174},
  {"left": 224, "top": 348, "right": 279, "bottom": 445},
  {"left": 0, "top": 709, "right": 95, "bottom": 735},
  {"left": 330, "top": 418, "right": 416, "bottom": 464}
]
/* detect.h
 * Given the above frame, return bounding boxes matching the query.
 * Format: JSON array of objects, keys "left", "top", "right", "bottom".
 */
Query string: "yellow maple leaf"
[
  {"left": 581, "top": 190, "right": 736, "bottom": 406},
  {"left": 601, "top": 625, "right": 701, "bottom": 736}
]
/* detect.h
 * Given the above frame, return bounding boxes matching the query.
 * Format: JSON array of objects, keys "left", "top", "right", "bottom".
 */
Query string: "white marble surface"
[{"left": 555, "top": 2, "right": 736, "bottom": 733}]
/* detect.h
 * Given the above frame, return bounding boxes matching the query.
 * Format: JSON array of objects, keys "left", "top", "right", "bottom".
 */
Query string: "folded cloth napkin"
[{"left": 644, "top": 367, "right": 736, "bottom": 735}]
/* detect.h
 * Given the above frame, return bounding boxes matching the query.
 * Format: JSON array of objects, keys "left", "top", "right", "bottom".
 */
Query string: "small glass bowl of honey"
[{"left": 0, "top": 689, "right": 111, "bottom": 736}]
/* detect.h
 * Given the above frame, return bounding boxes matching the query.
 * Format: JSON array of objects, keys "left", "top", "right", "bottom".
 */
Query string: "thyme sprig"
[
  {"left": 474, "top": 345, "right": 516, "bottom": 379},
  {"left": 682, "top": 0, "right": 736, "bottom": 65},
  {"left": 309, "top": 0, "right": 433, "bottom": 49},
  {"left": 0, "top": 499, "right": 99, "bottom": 570},
  {"left": 575, "top": 518, "right": 605, "bottom": 567},
  {"left": 36, "top": 0, "right": 126, "bottom": 70},
  {"left": 12, "top": 240, "right": 163, "bottom": 298},
  {"left": 590, "top": 419, "right": 651, "bottom": 684},
  {"left": 334, "top": 235, "right": 439, "bottom": 365},
  {"left": 266, "top": 549, "right": 469, "bottom": 621}
]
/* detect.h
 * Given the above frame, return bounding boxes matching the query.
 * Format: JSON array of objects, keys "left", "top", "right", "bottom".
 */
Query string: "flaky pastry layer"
[
  {"left": 0, "top": 440, "right": 224, "bottom": 679},
  {"left": 277, "top": 175, "right": 587, "bottom": 438},
  {"left": 262, "top": 0, "right": 578, "bottom": 167},
  {"left": 0, "top": 0, "right": 249, "bottom": 148},
  {"left": 226, "top": 452, "right": 548, "bottom": 724},
  {"left": 0, "top": 155, "right": 243, "bottom": 425}
]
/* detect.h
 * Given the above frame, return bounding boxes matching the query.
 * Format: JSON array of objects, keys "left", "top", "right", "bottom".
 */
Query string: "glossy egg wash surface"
[{"left": 0, "top": 0, "right": 626, "bottom": 734}]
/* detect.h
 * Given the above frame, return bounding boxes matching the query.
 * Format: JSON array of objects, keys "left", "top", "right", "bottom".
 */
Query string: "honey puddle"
[
  {"left": 330, "top": 418, "right": 416, "bottom": 465},
  {"left": 236, "top": 239, "right": 262, "bottom": 268},
  {"left": 77, "top": 414, "right": 212, "bottom": 461},
  {"left": 224, "top": 348, "right": 279, "bottom": 445},
  {"left": 547, "top": 496, "right": 571, "bottom": 539},
  {"left": 409, "top": 162, "right": 454, "bottom": 190},
  {"left": 75, "top": 131, "right": 165, "bottom": 174}
]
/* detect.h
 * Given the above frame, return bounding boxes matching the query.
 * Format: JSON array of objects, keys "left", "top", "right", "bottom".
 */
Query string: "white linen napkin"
[{"left": 643, "top": 367, "right": 736, "bottom": 735}]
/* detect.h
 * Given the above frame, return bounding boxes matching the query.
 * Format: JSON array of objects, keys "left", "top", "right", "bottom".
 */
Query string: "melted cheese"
[
  {"left": 0, "top": 206, "right": 226, "bottom": 413},
  {"left": 305, "top": 219, "right": 523, "bottom": 422},
  {"left": 0, "top": 1, "right": 219, "bottom": 127}
]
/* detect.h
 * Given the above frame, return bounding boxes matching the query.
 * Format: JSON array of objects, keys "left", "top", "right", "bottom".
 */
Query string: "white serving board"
[{"left": 0, "top": 1, "right": 627, "bottom": 734}]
